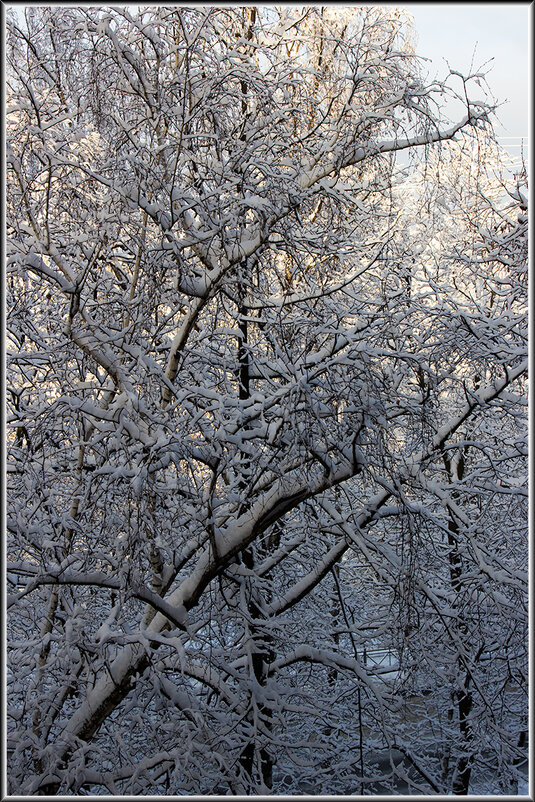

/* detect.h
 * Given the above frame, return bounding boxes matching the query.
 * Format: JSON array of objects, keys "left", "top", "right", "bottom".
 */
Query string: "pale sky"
[{"left": 404, "top": 3, "right": 531, "bottom": 164}]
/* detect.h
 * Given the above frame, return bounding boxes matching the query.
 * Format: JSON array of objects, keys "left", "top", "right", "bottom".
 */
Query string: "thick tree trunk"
[
  {"left": 443, "top": 450, "right": 475, "bottom": 796},
  {"left": 451, "top": 689, "right": 474, "bottom": 795},
  {"left": 238, "top": 556, "right": 274, "bottom": 792}
]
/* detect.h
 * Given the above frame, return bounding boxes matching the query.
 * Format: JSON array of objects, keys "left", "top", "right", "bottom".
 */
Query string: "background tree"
[{"left": 6, "top": 5, "right": 527, "bottom": 795}]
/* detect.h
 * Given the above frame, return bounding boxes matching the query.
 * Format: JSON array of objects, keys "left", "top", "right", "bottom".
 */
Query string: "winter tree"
[{"left": 6, "top": 5, "right": 527, "bottom": 795}]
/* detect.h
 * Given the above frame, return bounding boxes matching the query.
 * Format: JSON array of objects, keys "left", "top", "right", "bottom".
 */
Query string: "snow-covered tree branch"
[{"left": 7, "top": 5, "right": 527, "bottom": 795}]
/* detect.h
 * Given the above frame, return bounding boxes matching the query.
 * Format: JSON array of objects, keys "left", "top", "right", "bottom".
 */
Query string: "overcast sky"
[{"left": 404, "top": 3, "right": 530, "bottom": 165}]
